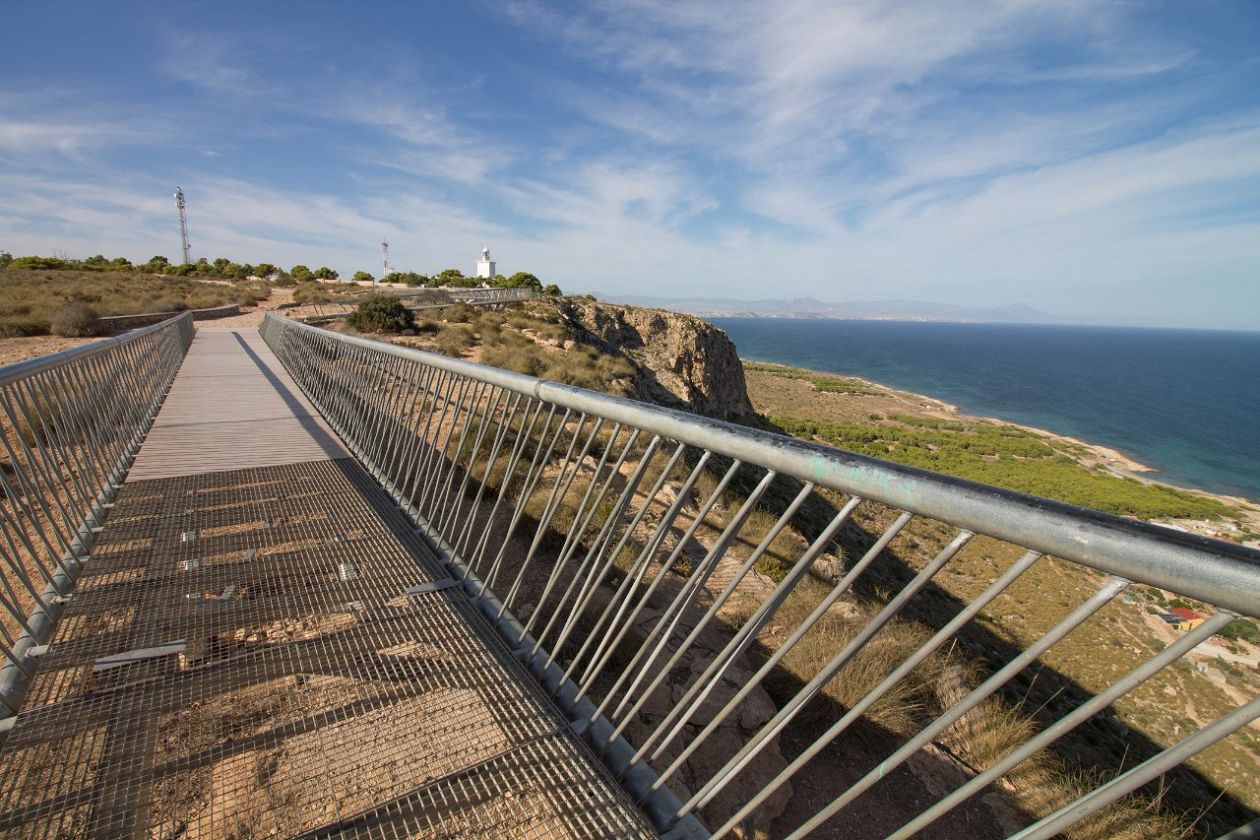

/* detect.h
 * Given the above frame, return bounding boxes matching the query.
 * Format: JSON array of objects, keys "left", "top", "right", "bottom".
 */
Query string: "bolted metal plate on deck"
[{"left": 0, "top": 460, "right": 656, "bottom": 839}]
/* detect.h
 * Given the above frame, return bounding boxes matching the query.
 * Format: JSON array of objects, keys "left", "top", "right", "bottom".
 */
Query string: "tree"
[
  {"left": 541, "top": 283, "right": 561, "bottom": 296},
  {"left": 148, "top": 255, "right": 169, "bottom": 266},
  {"left": 505, "top": 271, "right": 543, "bottom": 291},
  {"left": 254, "top": 262, "right": 277, "bottom": 279},
  {"left": 109, "top": 257, "right": 133, "bottom": 271},
  {"left": 233, "top": 263, "right": 253, "bottom": 279},
  {"left": 0, "top": 251, "right": 12, "bottom": 269},
  {"left": 312, "top": 266, "right": 339, "bottom": 280},
  {"left": 212, "top": 257, "right": 232, "bottom": 274},
  {"left": 352, "top": 271, "right": 374, "bottom": 283},
  {"left": 290, "top": 264, "right": 313, "bottom": 282},
  {"left": 433, "top": 268, "right": 464, "bottom": 287}
]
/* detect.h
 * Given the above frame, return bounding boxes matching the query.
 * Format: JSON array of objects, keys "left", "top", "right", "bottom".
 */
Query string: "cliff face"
[{"left": 555, "top": 300, "right": 756, "bottom": 422}]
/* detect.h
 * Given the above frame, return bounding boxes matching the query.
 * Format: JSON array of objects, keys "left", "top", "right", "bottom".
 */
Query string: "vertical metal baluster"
[
  {"left": 470, "top": 399, "right": 547, "bottom": 585},
  {"left": 453, "top": 392, "right": 524, "bottom": 565},
  {"left": 572, "top": 450, "right": 714, "bottom": 699},
  {"left": 492, "top": 413, "right": 591, "bottom": 608},
  {"left": 414, "top": 376, "right": 478, "bottom": 517},
  {"left": 558, "top": 441, "right": 686, "bottom": 684},
  {"left": 527, "top": 428, "right": 642, "bottom": 652},
  {"left": 0, "top": 393, "right": 76, "bottom": 574},
  {"left": 531, "top": 433, "right": 664, "bottom": 647},
  {"left": 715, "top": 547, "right": 1043, "bottom": 835},
  {"left": 774, "top": 577, "right": 1131, "bottom": 838},
  {"left": 24, "top": 372, "right": 94, "bottom": 522},
  {"left": 886, "top": 608, "right": 1237, "bottom": 840},
  {"left": 496, "top": 407, "right": 581, "bottom": 611},
  {"left": 1009, "top": 696, "right": 1260, "bottom": 840},
  {"left": 664, "top": 520, "right": 963, "bottom": 794},
  {"left": 52, "top": 363, "right": 112, "bottom": 502},
  {"left": 591, "top": 456, "right": 744, "bottom": 723},
  {"left": 438, "top": 385, "right": 507, "bottom": 540},
  {"left": 405, "top": 369, "right": 458, "bottom": 512},
  {"left": 483, "top": 404, "right": 565, "bottom": 602},
  {"left": 631, "top": 482, "right": 829, "bottom": 764},
  {"left": 0, "top": 388, "right": 82, "bottom": 549},
  {"left": 391, "top": 363, "right": 443, "bottom": 506},
  {"left": 519, "top": 420, "right": 625, "bottom": 642},
  {"left": 377, "top": 358, "right": 426, "bottom": 485}
]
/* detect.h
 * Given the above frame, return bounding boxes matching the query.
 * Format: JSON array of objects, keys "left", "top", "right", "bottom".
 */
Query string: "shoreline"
[{"left": 739, "top": 357, "right": 1260, "bottom": 541}]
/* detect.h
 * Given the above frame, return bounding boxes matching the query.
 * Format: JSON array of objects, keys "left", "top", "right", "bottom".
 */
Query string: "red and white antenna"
[{"left": 380, "top": 239, "right": 389, "bottom": 284}]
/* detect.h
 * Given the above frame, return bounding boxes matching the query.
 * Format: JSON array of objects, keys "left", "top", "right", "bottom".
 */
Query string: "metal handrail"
[
  {"left": 0, "top": 313, "right": 193, "bottom": 717},
  {"left": 262, "top": 312, "right": 1259, "bottom": 839}
]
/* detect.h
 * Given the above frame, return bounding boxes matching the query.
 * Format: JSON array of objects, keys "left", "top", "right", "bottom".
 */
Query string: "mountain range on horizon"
[{"left": 600, "top": 294, "right": 1065, "bottom": 324}]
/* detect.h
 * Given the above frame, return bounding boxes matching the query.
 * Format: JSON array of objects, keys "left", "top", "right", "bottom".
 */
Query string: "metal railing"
[
  {"left": 262, "top": 312, "right": 1259, "bottom": 839},
  {"left": 446, "top": 286, "right": 535, "bottom": 304},
  {"left": 0, "top": 313, "right": 193, "bottom": 717}
]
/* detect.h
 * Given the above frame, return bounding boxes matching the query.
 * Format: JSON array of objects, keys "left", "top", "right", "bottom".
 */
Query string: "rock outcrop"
[{"left": 555, "top": 300, "right": 756, "bottom": 422}]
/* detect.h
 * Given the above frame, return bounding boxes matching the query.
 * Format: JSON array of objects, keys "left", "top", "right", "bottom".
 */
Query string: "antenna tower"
[
  {"left": 381, "top": 239, "right": 389, "bottom": 284},
  {"left": 174, "top": 187, "right": 191, "bottom": 264}
]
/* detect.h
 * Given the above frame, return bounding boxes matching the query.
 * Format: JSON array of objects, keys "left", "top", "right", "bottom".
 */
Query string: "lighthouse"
[{"left": 475, "top": 246, "right": 495, "bottom": 279}]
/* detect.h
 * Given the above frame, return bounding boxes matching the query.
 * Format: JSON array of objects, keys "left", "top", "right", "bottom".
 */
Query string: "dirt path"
[{"left": 196, "top": 288, "right": 295, "bottom": 329}]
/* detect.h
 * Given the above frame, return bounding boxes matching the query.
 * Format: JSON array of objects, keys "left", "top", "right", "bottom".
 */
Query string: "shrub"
[
  {"left": 435, "top": 324, "right": 475, "bottom": 356},
  {"left": 292, "top": 283, "right": 331, "bottom": 305},
  {"left": 49, "top": 303, "right": 105, "bottom": 337},
  {"left": 346, "top": 293, "right": 415, "bottom": 334},
  {"left": 155, "top": 300, "right": 189, "bottom": 313},
  {"left": 0, "top": 317, "right": 50, "bottom": 337}
]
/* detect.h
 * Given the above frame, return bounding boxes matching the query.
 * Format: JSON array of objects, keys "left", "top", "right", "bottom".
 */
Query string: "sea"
[{"left": 709, "top": 318, "right": 1260, "bottom": 504}]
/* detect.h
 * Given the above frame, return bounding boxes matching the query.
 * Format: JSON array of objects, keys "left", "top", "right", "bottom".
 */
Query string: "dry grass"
[{"left": 0, "top": 269, "right": 270, "bottom": 335}]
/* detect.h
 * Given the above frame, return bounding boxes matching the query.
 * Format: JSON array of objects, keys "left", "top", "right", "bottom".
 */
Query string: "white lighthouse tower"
[{"left": 475, "top": 246, "right": 495, "bottom": 279}]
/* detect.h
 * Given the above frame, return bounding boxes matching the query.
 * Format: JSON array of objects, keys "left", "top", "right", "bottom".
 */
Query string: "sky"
[{"left": 1, "top": 1, "right": 1258, "bottom": 329}]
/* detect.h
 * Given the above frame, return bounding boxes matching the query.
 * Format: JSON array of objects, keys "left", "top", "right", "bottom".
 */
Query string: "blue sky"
[{"left": 2, "top": 1, "right": 1258, "bottom": 328}]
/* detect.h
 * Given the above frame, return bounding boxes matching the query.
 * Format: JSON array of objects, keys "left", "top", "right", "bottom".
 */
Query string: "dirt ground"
[{"left": 0, "top": 289, "right": 295, "bottom": 367}]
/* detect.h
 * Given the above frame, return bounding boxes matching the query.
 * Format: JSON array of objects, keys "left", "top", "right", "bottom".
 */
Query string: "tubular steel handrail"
[
  {"left": 262, "top": 311, "right": 1259, "bottom": 839},
  {"left": 0, "top": 312, "right": 193, "bottom": 717}
]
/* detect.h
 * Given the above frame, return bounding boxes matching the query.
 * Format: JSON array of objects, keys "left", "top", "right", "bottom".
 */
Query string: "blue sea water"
[{"left": 709, "top": 318, "right": 1260, "bottom": 503}]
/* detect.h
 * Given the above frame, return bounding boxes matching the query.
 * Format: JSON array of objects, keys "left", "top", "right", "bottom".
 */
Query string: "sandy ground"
[
  {"left": 192, "top": 287, "right": 295, "bottom": 329},
  {"left": 0, "top": 334, "right": 104, "bottom": 366},
  {"left": 0, "top": 289, "right": 297, "bottom": 367}
]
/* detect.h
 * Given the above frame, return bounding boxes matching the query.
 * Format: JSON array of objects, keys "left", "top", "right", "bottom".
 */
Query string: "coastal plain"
[{"left": 742, "top": 359, "right": 1260, "bottom": 823}]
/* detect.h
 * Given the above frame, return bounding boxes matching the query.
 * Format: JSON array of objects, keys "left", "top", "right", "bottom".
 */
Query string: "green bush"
[
  {"left": 346, "top": 293, "right": 415, "bottom": 334},
  {"left": 49, "top": 303, "right": 105, "bottom": 337},
  {"left": 771, "top": 414, "right": 1233, "bottom": 520}
]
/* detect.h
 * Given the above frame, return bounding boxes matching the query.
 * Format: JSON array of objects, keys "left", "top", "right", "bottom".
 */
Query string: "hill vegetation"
[{"left": 0, "top": 267, "right": 269, "bottom": 336}]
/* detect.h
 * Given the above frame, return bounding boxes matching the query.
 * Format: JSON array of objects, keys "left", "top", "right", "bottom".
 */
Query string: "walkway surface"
[{"left": 0, "top": 328, "right": 654, "bottom": 839}]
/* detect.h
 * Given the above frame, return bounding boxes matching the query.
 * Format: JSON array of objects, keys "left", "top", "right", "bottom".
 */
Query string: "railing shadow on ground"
[{"left": 261, "top": 312, "right": 1260, "bottom": 840}]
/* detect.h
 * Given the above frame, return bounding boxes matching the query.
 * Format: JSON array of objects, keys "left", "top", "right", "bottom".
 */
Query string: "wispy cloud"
[{"left": 1, "top": 1, "right": 1256, "bottom": 327}]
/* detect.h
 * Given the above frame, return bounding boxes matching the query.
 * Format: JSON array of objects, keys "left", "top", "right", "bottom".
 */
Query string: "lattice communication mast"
[
  {"left": 174, "top": 187, "right": 191, "bottom": 264},
  {"left": 380, "top": 239, "right": 389, "bottom": 284}
]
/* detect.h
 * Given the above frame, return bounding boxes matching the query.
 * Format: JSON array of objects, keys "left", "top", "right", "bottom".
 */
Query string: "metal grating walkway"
[{"left": 0, "top": 330, "right": 655, "bottom": 839}]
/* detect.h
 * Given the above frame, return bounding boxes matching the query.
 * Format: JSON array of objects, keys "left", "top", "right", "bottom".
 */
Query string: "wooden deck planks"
[{"left": 126, "top": 327, "right": 347, "bottom": 481}]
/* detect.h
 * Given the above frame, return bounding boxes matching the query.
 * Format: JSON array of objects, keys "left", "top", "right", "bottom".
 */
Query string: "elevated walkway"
[{"left": 0, "top": 328, "right": 654, "bottom": 839}]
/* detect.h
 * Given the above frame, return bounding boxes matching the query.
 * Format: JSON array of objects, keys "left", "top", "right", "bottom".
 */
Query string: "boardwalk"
[{"left": 0, "top": 328, "right": 654, "bottom": 839}]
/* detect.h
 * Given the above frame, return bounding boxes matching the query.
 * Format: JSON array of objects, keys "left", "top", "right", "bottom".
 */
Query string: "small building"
[
  {"left": 475, "top": 246, "right": 495, "bottom": 279},
  {"left": 1166, "top": 607, "right": 1207, "bottom": 633}
]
